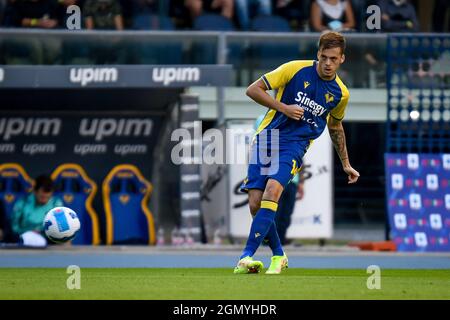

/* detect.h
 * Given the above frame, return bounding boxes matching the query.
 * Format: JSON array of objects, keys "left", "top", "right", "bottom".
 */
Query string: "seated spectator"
[
  {"left": 235, "top": 0, "right": 272, "bottom": 30},
  {"left": 378, "top": 0, "right": 419, "bottom": 32},
  {"left": 184, "top": 0, "right": 234, "bottom": 20},
  {"left": 126, "top": 0, "right": 171, "bottom": 27},
  {"left": 274, "top": 0, "right": 309, "bottom": 31},
  {"left": 10, "top": 0, "right": 58, "bottom": 28},
  {"left": 84, "top": 0, "right": 124, "bottom": 30},
  {"left": 130, "top": 0, "right": 166, "bottom": 15},
  {"left": 310, "top": 0, "right": 356, "bottom": 32},
  {"left": 3, "top": 0, "right": 61, "bottom": 64},
  {"left": 83, "top": 0, "right": 127, "bottom": 63},
  {"left": 11, "top": 175, "right": 62, "bottom": 247}
]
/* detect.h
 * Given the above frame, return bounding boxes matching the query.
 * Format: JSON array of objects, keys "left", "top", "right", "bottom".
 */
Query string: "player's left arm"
[{"left": 327, "top": 116, "right": 360, "bottom": 184}]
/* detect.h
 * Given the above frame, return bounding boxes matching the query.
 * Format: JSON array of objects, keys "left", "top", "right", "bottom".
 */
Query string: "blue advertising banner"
[{"left": 386, "top": 153, "right": 450, "bottom": 252}]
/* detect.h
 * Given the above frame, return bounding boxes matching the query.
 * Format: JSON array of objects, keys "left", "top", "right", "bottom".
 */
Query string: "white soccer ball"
[{"left": 43, "top": 207, "right": 80, "bottom": 243}]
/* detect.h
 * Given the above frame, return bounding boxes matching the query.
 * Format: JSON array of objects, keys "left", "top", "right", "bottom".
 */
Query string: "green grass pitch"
[{"left": 0, "top": 268, "right": 449, "bottom": 300}]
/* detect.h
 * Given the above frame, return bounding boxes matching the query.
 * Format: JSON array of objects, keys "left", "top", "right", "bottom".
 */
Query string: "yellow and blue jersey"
[
  {"left": 256, "top": 60, "right": 349, "bottom": 143},
  {"left": 240, "top": 60, "right": 350, "bottom": 193}
]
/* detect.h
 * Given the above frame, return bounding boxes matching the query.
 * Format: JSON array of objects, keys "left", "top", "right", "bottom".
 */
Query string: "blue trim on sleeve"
[{"left": 261, "top": 75, "right": 272, "bottom": 90}]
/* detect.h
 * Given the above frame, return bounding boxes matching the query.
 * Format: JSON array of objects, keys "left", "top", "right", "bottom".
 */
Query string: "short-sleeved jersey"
[{"left": 256, "top": 60, "right": 349, "bottom": 144}]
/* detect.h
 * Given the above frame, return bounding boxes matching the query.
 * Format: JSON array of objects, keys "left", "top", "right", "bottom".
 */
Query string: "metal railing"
[{"left": 0, "top": 29, "right": 388, "bottom": 87}]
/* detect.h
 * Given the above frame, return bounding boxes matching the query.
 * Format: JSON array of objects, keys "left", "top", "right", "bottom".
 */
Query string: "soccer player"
[{"left": 234, "top": 31, "right": 360, "bottom": 274}]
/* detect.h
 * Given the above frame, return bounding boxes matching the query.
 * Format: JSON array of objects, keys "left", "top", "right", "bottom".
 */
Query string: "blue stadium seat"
[
  {"left": 192, "top": 14, "right": 242, "bottom": 66},
  {"left": 103, "top": 164, "right": 155, "bottom": 245},
  {"left": 51, "top": 164, "right": 100, "bottom": 245},
  {"left": 0, "top": 163, "right": 33, "bottom": 221},
  {"left": 193, "top": 14, "right": 235, "bottom": 31},
  {"left": 131, "top": 14, "right": 182, "bottom": 64},
  {"left": 133, "top": 14, "right": 175, "bottom": 30},
  {"left": 250, "top": 15, "right": 299, "bottom": 69},
  {"left": 251, "top": 15, "right": 291, "bottom": 32}
]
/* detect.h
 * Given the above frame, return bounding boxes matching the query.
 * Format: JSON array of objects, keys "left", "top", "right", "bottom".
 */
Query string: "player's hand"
[
  {"left": 343, "top": 165, "right": 360, "bottom": 184},
  {"left": 281, "top": 104, "right": 304, "bottom": 120},
  {"left": 39, "top": 18, "right": 57, "bottom": 29}
]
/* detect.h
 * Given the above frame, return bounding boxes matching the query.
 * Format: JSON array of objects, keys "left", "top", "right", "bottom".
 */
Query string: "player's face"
[{"left": 317, "top": 47, "right": 345, "bottom": 79}]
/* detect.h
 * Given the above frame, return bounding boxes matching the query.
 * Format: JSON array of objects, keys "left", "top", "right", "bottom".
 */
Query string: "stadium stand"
[
  {"left": 192, "top": 13, "right": 235, "bottom": 64},
  {"left": 249, "top": 15, "right": 298, "bottom": 73},
  {"left": 0, "top": 0, "right": 448, "bottom": 251},
  {"left": 131, "top": 14, "right": 183, "bottom": 64}
]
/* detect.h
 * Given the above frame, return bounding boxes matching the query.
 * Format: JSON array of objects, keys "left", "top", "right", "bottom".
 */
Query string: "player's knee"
[{"left": 249, "top": 200, "right": 260, "bottom": 216}]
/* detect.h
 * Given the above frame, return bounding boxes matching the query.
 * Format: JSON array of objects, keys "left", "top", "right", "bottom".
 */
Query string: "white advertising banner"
[
  {"left": 287, "top": 129, "right": 333, "bottom": 239},
  {"left": 200, "top": 125, "right": 229, "bottom": 243},
  {"left": 228, "top": 121, "right": 333, "bottom": 239},
  {"left": 228, "top": 121, "right": 255, "bottom": 238}
]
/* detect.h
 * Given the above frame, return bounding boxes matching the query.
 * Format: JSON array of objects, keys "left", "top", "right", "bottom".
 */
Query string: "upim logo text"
[
  {"left": 153, "top": 67, "right": 200, "bottom": 86},
  {"left": 0, "top": 118, "right": 61, "bottom": 141},
  {"left": 70, "top": 68, "right": 118, "bottom": 87}
]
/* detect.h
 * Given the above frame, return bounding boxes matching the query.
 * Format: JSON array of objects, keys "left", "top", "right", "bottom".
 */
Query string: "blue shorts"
[{"left": 240, "top": 138, "right": 310, "bottom": 193}]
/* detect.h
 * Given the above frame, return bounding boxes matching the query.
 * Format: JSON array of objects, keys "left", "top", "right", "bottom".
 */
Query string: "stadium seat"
[
  {"left": 51, "top": 164, "right": 100, "bottom": 245},
  {"left": 0, "top": 163, "right": 33, "bottom": 220},
  {"left": 133, "top": 14, "right": 175, "bottom": 30},
  {"left": 250, "top": 15, "right": 299, "bottom": 70},
  {"left": 193, "top": 14, "right": 234, "bottom": 31},
  {"left": 251, "top": 15, "right": 292, "bottom": 32},
  {"left": 192, "top": 14, "right": 242, "bottom": 68},
  {"left": 131, "top": 14, "right": 182, "bottom": 64},
  {"left": 103, "top": 164, "right": 155, "bottom": 245}
]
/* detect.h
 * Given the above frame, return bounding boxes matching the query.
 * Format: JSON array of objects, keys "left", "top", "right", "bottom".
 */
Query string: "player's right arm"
[{"left": 246, "top": 79, "right": 304, "bottom": 120}]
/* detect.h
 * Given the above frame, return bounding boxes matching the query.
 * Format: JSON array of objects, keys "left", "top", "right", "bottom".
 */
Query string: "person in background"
[
  {"left": 254, "top": 114, "right": 305, "bottom": 246},
  {"left": 11, "top": 175, "right": 62, "bottom": 247},
  {"left": 84, "top": 0, "right": 124, "bottom": 30},
  {"left": 3, "top": 0, "right": 61, "bottom": 64},
  {"left": 184, "top": 0, "right": 234, "bottom": 21},
  {"left": 273, "top": 0, "right": 309, "bottom": 31},
  {"left": 84, "top": 0, "right": 126, "bottom": 63},
  {"left": 11, "top": 0, "right": 58, "bottom": 29},
  {"left": 377, "top": 0, "right": 419, "bottom": 32},
  {"left": 130, "top": 0, "right": 166, "bottom": 15},
  {"left": 275, "top": 166, "right": 304, "bottom": 245},
  {"left": 310, "top": 0, "right": 355, "bottom": 32}
]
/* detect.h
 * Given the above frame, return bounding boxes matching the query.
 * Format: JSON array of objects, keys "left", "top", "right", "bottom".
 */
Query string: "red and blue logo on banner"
[{"left": 386, "top": 154, "right": 450, "bottom": 252}]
